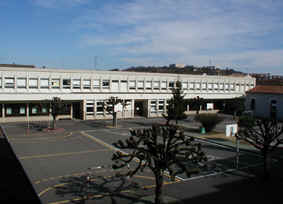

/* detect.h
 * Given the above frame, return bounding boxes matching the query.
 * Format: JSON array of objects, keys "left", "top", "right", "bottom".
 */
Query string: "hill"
[{"left": 119, "top": 65, "right": 245, "bottom": 76}]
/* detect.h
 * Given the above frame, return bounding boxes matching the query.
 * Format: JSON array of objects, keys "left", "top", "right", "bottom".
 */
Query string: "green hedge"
[{"left": 194, "top": 114, "right": 223, "bottom": 132}]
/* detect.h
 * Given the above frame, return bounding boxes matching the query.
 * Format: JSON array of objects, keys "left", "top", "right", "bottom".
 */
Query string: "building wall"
[
  {"left": 0, "top": 66, "right": 256, "bottom": 122},
  {"left": 246, "top": 93, "right": 283, "bottom": 120}
]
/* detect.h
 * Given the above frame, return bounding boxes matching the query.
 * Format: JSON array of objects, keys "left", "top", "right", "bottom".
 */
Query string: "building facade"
[
  {"left": 246, "top": 85, "right": 283, "bottom": 121},
  {"left": 0, "top": 66, "right": 256, "bottom": 122}
]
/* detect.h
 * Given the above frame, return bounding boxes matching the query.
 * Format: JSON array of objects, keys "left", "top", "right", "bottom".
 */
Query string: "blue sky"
[{"left": 1, "top": 0, "right": 283, "bottom": 75}]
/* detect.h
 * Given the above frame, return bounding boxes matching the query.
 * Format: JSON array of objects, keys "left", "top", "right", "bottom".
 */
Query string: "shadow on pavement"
[
  {"left": 55, "top": 173, "right": 154, "bottom": 204},
  {"left": 0, "top": 126, "right": 41, "bottom": 203}
]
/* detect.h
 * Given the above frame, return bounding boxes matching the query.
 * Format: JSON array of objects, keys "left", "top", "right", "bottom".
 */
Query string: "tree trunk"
[
  {"left": 52, "top": 115, "right": 56, "bottom": 130},
  {"left": 263, "top": 152, "right": 270, "bottom": 180},
  {"left": 113, "top": 112, "right": 117, "bottom": 127},
  {"left": 154, "top": 171, "right": 164, "bottom": 204}
]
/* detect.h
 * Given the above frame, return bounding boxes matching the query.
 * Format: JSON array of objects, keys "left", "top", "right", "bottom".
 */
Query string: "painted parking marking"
[
  {"left": 81, "top": 131, "right": 128, "bottom": 154},
  {"left": 19, "top": 149, "right": 109, "bottom": 160}
]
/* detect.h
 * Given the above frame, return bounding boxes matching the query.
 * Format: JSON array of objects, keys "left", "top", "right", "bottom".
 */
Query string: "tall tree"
[
  {"left": 112, "top": 125, "right": 207, "bottom": 204},
  {"left": 104, "top": 97, "right": 127, "bottom": 127},
  {"left": 50, "top": 97, "right": 65, "bottom": 129},
  {"left": 163, "top": 81, "right": 187, "bottom": 125},
  {"left": 237, "top": 117, "right": 283, "bottom": 180}
]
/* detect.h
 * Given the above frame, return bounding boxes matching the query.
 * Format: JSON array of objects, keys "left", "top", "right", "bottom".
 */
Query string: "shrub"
[{"left": 194, "top": 114, "right": 223, "bottom": 132}]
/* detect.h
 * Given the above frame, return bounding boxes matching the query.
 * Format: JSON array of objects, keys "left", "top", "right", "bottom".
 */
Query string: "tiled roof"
[{"left": 247, "top": 85, "right": 283, "bottom": 94}]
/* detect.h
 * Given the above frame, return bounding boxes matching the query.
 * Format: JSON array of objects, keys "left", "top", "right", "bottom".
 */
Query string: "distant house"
[{"left": 246, "top": 85, "right": 283, "bottom": 120}]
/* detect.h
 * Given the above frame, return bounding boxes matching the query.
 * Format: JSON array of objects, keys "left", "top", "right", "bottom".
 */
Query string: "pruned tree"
[
  {"left": 237, "top": 118, "right": 283, "bottom": 180},
  {"left": 104, "top": 97, "right": 127, "bottom": 127},
  {"left": 50, "top": 97, "right": 65, "bottom": 129},
  {"left": 163, "top": 81, "right": 187, "bottom": 125},
  {"left": 112, "top": 125, "right": 207, "bottom": 204},
  {"left": 190, "top": 96, "right": 204, "bottom": 115}
]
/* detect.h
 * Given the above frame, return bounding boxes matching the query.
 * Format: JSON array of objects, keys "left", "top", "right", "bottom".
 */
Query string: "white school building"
[{"left": 0, "top": 65, "right": 256, "bottom": 122}]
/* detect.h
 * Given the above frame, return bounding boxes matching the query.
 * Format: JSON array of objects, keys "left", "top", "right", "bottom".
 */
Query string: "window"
[
  {"left": 158, "top": 100, "right": 164, "bottom": 111},
  {"left": 124, "top": 99, "right": 131, "bottom": 110},
  {"left": 207, "top": 83, "right": 213, "bottom": 90},
  {"left": 225, "top": 84, "right": 229, "bottom": 90},
  {"left": 230, "top": 83, "right": 235, "bottom": 91},
  {"left": 235, "top": 83, "right": 240, "bottom": 91},
  {"left": 51, "top": 79, "right": 60, "bottom": 89},
  {"left": 270, "top": 100, "right": 277, "bottom": 119},
  {"left": 17, "top": 78, "right": 27, "bottom": 88},
  {"left": 87, "top": 107, "right": 94, "bottom": 113},
  {"left": 72, "top": 79, "right": 81, "bottom": 89},
  {"left": 195, "top": 83, "right": 200, "bottom": 90},
  {"left": 137, "top": 81, "right": 144, "bottom": 90},
  {"left": 219, "top": 83, "right": 224, "bottom": 90},
  {"left": 153, "top": 81, "right": 160, "bottom": 90},
  {"left": 102, "top": 80, "right": 110, "bottom": 89},
  {"left": 182, "top": 82, "right": 188, "bottom": 90},
  {"left": 86, "top": 100, "right": 94, "bottom": 115},
  {"left": 225, "top": 84, "right": 230, "bottom": 91},
  {"left": 213, "top": 83, "right": 219, "bottom": 90},
  {"left": 5, "top": 77, "right": 15, "bottom": 88},
  {"left": 169, "top": 81, "right": 174, "bottom": 89},
  {"left": 29, "top": 78, "right": 38, "bottom": 89},
  {"left": 189, "top": 82, "right": 194, "bottom": 90},
  {"left": 29, "top": 103, "right": 50, "bottom": 115},
  {"left": 63, "top": 79, "right": 71, "bottom": 89},
  {"left": 5, "top": 104, "right": 26, "bottom": 117},
  {"left": 96, "top": 101, "right": 104, "bottom": 115},
  {"left": 202, "top": 83, "right": 207, "bottom": 90},
  {"left": 129, "top": 80, "right": 136, "bottom": 90},
  {"left": 150, "top": 100, "right": 157, "bottom": 113},
  {"left": 60, "top": 104, "right": 71, "bottom": 115},
  {"left": 83, "top": 79, "right": 91, "bottom": 89},
  {"left": 161, "top": 81, "right": 167, "bottom": 90},
  {"left": 146, "top": 81, "right": 152, "bottom": 90},
  {"left": 120, "top": 80, "right": 127, "bottom": 91},
  {"left": 40, "top": 78, "right": 49, "bottom": 88},
  {"left": 112, "top": 80, "right": 119, "bottom": 91},
  {"left": 93, "top": 79, "right": 100, "bottom": 89}
]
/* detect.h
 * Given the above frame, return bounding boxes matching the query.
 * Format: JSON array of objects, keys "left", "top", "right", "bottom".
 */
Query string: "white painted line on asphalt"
[
  {"left": 80, "top": 131, "right": 128, "bottom": 155},
  {"left": 178, "top": 162, "right": 263, "bottom": 182}
]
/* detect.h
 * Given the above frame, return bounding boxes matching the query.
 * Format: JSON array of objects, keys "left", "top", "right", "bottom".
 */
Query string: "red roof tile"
[{"left": 247, "top": 85, "right": 283, "bottom": 94}]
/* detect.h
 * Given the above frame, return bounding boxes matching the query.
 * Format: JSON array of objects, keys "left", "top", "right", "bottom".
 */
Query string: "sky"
[{"left": 1, "top": 0, "right": 283, "bottom": 75}]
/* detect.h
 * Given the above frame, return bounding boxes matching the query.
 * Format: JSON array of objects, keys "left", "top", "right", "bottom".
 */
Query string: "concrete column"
[
  {"left": 94, "top": 100, "right": 97, "bottom": 117},
  {"left": 131, "top": 99, "right": 135, "bottom": 118},
  {"left": 82, "top": 100, "right": 86, "bottom": 120},
  {"left": 49, "top": 76, "right": 51, "bottom": 89},
  {"left": 2, "top": 104, "right": 5, "bottom": 119},
  {"left": 147, "top": 99, "right": 151, "bottom": 118},
  {"left": 26, "top": 103, "right": 30, "bottom": 124}
]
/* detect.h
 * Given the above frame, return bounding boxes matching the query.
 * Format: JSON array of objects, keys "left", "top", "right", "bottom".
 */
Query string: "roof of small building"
[{"left": 247, "top": 85, "right": 283, "bottom": 95}]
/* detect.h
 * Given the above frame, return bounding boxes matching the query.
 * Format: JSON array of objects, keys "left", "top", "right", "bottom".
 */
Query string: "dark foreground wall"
[{"left": 0, "top": 126, "right": 41, "bottom": 203}]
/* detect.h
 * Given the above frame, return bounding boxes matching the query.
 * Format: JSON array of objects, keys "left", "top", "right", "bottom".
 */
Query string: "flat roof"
[{"left": 0, "top": 66, "right": 255, "bottom": 80}]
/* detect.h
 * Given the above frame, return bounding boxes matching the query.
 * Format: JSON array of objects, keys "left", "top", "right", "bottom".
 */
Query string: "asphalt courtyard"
[{"left": 3, "top": 117, "right": 281, "bottom": 204}]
